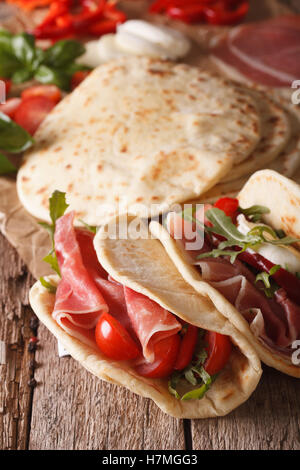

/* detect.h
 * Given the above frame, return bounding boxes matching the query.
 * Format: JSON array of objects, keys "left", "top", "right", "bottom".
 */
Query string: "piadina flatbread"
[
  {"left": 29, "top": 211, "right": 261, "bottom": 419},
  {"left": 17, "top": 56, "right": 264, "bottom": 226},
  {"left": 149, "top": 169, "right": 300, "bottom": 378}
]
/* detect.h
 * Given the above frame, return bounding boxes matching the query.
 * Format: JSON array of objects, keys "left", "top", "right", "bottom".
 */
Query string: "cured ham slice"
[
  {"left": 196, "top": 256, "right": 300, "bottom": 353},
  {"left": 212, "top": 15, "right": 300, "bottom": 87},
  {"left": 53, "top": 211, "right": 181, "bottom": 362},
  {"left": 53, "top": 212, "right": 108, "bottom": 346},
  {"left": 124, "top": 287, "right": 181, "bottom": 363},
  {"left": 167, "top": 210, "right": 300, "bottom": 356}
]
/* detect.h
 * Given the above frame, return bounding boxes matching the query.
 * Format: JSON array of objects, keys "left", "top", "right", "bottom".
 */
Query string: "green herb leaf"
[
  {"left": 42, "top": 251, "right": 60, "bottom": 276},
  {"left": 239, "top": 204, "right": 270, "bottom": 222},
  {"left": 0, "top": 152, "right": 16, "bottom": 174},
  {"left": 43, "top": 40, "right": 86, "bottom": 68},
  {"left": 39, "top": 276, "right": 57, "bottom": 294},
  {"left": 0, "top": 31, "right": 90, "bottom": 90},
  {"left": 34, "top": 65, "right": 71, "bottom": 91},
  {"left": 181, "top": 382, "right": 210, "bottom": 401},
  {"left": 196, "top": 207, "right": 300, "bottom": 263},
  {"left": 0, "top": 112, "right": 34, "bottom": 153},
  {"left": 11, "top": 33, "right": 36, "bottom": 67},
  {"left": 39, "top": 190, "right": 69, "bottom": 275},
  {"left": 78, "top": 219, "right": 97, "bottom": 234}
]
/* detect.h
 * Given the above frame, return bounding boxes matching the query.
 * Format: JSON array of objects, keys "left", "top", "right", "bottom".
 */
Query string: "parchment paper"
[{"left": 0, "top": 0, "right": 296, "bottom": 280}]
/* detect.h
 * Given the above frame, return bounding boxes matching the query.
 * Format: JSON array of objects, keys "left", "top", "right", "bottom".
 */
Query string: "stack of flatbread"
[{"left": 16, "top": 56, "right": 300, "bottom": 224}]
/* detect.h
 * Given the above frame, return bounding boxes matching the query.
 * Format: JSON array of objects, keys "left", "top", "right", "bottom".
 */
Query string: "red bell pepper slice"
[
  {"left": 166, "top": 4, "right": 206, "bottom": 24},
  {"left": 204, "top": 0, "right": 249, "bottom": 25},
  {"left": 174, "top": 324, "right": 198, "bottom": 370},
  {"left": 237, "top": 250, "right": 300, "bottom": 305}
]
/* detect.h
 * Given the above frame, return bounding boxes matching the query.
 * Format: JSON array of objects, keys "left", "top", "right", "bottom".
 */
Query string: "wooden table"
[{"left": 1, "top": 1, "right": 300, "bottom": 451}]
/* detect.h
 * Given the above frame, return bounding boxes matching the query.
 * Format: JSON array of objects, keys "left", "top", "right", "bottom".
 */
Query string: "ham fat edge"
[{"left": 29, "top": 209, "right": 262, "bottom": 418}]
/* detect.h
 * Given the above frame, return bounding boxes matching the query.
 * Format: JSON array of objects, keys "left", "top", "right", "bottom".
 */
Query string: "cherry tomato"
[
  {"left": 174, "top": 324, "right": 198, "bottom": 370},
  {"left": 214, "top": 197, "right": 239, "bottom": 220},
  {"left": 204, "top": 331, "right": 232, "bottom": 375},
  {"left": 14, "top": 96, "right": 56, "bottom": 135},
  {"left": 95, "top": 312, "right": 140, "bottom": 361},
  {"left": 21, "top": 85, "right": 62, "bottom": 104},
  {"left": 0, "top": 97, "right": 21, "bottom": 118},
  {"left": 135, "top": 334, "right": 180, "bottom": 379},
  {"left": 70, "top": 70, "right": 91, "bottom": 90}
]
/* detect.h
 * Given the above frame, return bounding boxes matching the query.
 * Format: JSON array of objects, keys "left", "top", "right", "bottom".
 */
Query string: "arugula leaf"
[
  {"left": 0, "top": 152, "right": 16, "bottom": 174},
  {"left": 0, "top": 112, "right": 34, "bottom": 156},
  {"left": 39, "top": 190, "right": 69, "bottom": 275},
  {"left": 78, "top": 219, "right": 97, "bottom": 234},
  {"left": 239, "top": 204, "right": 270, "bottom": 222},
  {"left": 181, "top": 382, "right": 211, "bottom": 401},
  {"left": 168, "top": 330, "right": 215, "bottom": 401},
  {"left": 255, "top": 265, "right": 281, "bottom": 298},
  {"left": 196, "top": 207, "right": 300, "bottom": 263},
  {"left": 39, "top": 277, "right": 57, "bottom": 294}
]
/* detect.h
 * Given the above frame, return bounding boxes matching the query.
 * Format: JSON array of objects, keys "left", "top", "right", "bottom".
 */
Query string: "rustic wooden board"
[{"left": 1, "top": 0, "right": 300, "bottom": 451}]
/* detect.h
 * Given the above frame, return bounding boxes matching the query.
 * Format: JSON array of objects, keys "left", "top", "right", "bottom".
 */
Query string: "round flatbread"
[
  {"left": 221, "top": 90, "right": 291, "bottom": 183},
  {"left": 17, "top": 56, "right": 262, "bottom": 226}
]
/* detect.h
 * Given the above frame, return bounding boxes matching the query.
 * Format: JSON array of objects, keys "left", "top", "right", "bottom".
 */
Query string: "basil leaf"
[
  {"left": 34, "top": 65, "right": 71, "bottom": 91},
  {"left": 11, "top": 67, "right": 34, "bottom": 84},
  {"left": 0, "top": 112, "right": 34, "bottom": 153},
  {"left": 0, "top": 29, "right": 13, "bottom": 49},
  {"left": 11, "top": 33, "right": 36, "bottom": 67},
  {"left": 0, "top": 152, "right": 16, "bottom": 174},
  {"left": 0, "top": 48, "right": 20, "bottom": 78},
  {"left": 39, "top": 277, "right": 57, "bottom": 294},
  {"left": 43, "top": 40, "right": 86, "bottom": 68}
]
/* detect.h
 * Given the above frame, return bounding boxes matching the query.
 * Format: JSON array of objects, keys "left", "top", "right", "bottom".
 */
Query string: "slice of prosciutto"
[
  {"left": 212, "top": 15, "right": 300, "bottom": 87},
  {"left": 167, "top": 210, "right": 300, "bottom": 358},
  {"left": 53, "top": 212, "right": 108, "bottom": 348},
  {"left": 52, "top": 211, "right": 181, "bottom": 362}
]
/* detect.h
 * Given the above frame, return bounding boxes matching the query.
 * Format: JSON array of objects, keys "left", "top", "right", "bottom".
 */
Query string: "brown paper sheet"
[{"left": 0, "top": 0, "right": 296, "bottom": 280}]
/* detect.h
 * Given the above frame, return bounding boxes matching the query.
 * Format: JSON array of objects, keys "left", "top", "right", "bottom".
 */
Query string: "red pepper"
[
  {"left": 37, "top": 0, "right": 72, "bottom": 29},
  {"left": 214, "top": 197, "right": 239, "bottom": 221},
  {"left": 204, "top": 0, "right": 249, "bottom": 25},
  {"left": 32, "top": 0, "right": 126, "bottom": 40},
  {"left": 237, "top": 250, "right": 300, "bottom": 305},
  {"left": 149, "top": 0, "right": 249, "bottom": 25},
  {"left": 174, "top": 324, "right": 198, "bottom": 370},
  {"left": 166, "top": 4, "right": 206, "bottom": 24},
  {"left": 88, "top": 18, "right": 119, "bottom": 36}
]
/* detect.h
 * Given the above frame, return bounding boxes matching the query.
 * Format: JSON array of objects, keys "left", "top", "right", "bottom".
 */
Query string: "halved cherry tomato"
[
  {"left": 14, "top": 96, "right": 56, "bottom": 135},
  {"left": 135, "top": 334, "right": 181, "bottom": 378},
  {"left": 204, "top": 331, "right": 232, "bottom": 375},
  {"left": 174, "top": 324, "right": 198, "bottom": 370},
  {"left": 21, "top": 85, "right": 62, "bottom": 104},
  {"left": 0, "top": 97, "right": 21, "bottom": 118},
  {"left": 214, "top": 197, "right": 239, "bottom": 220},
  {"left": 70, "top": 70, "right": 91, "bottom": 90},
  {"left": 95, "top": 311, "right": 140, "bottom": 361}
]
